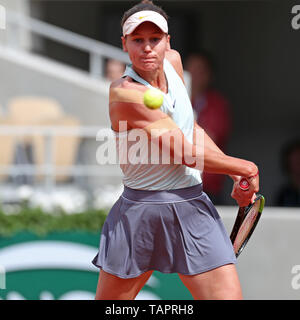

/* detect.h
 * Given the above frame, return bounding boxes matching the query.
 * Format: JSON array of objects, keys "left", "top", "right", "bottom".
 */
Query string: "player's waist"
[{"left": 122, "top": 183, "right": 203, "bottom": 203}]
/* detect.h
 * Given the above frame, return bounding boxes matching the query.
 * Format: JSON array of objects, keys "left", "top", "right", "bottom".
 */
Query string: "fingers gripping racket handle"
[
  {"left": 239, "top": 178, "right": 252, "bottom": 207},
  {"left": 239, "top": 178, "right": 250, "bottom": 191},
  {"left": 230, "top": 178, "right": 250, "bottom": 243},
  {"left": 240, "top": 170, "right": 259, "bottom": 203},
  {"left": 240, "top": 170, "right": 259, "bottom": 191},
  {"left": 231, "top": 177, "right": 256, "bottom": 243}
]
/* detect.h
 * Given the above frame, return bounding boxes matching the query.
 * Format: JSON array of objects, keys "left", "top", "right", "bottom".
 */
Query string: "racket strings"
[{"left": 233, "top": 200, "right": 261, "bottom": 254}]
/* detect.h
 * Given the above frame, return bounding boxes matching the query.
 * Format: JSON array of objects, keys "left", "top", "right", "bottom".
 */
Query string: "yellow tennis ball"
[{"left": 143, "top": 88, "right": 164, "bottom": 109}]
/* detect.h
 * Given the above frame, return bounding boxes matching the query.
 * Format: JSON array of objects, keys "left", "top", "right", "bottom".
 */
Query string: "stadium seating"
[{"left": 4, "top": 96, "right": 80, "bottom": 183}]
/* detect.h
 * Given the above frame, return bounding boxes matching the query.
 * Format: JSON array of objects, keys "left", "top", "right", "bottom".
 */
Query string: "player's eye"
[
  {"left": 133, "top": 38, "right": 143, "bottom": 43},
  {"left": 151, "top": 37, "right": 160, "bottom": 43}
]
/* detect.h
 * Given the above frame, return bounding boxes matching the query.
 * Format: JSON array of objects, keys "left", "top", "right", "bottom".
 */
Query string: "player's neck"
[{"left": 133, "top": 66, "right": 168, "bottom": 93}]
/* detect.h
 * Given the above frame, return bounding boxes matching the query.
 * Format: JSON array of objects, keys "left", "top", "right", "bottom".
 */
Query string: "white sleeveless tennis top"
[{"left": 114, "top": 58, "right": 202, "bottom": 190}]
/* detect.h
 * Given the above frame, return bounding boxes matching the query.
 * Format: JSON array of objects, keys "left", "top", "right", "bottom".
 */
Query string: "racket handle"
[{"left": 239, "top": 178, "right": 250, "bottom": 191}]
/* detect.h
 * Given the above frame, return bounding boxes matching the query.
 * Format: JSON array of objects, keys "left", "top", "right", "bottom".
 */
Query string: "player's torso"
[
  {"left": 109, "top": 60, "right": 194, "bottom": 140},
  {"left": 109, "top": 58, "right": 201, "bottom": 190}
]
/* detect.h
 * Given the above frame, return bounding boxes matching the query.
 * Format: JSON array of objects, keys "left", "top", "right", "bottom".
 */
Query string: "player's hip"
[{"left": 92, "top": 184, "right": 236, "bottom": 277}]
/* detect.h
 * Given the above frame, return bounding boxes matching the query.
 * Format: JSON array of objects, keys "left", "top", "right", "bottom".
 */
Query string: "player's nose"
[{"left": 143, "top": 42, "right": 152, "bottom": 52}]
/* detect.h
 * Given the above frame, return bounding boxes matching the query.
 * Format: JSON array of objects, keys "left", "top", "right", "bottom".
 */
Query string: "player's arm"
[
  {"left": 167, "top": 46, "right": 228, "bottom": 158},
  {"left": 193, "top": 121, "right": 239, "bottom": 178},
  {"left": 165, "top": 49, "right": 237, "bottom": 174},
  {"left": 164, "top": 48, "right": 259, "bottom": 204},
  {"left": 194, "top": 120, "right": 259, "bottom": 206},
  {"left": 164, "top": 48, "right": 259, "bottom": 205},
  {"left": 109, "top": 84, "right": 258, "bottom": 179}
]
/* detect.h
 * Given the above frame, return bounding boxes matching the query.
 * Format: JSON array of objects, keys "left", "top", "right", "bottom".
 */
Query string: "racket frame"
[{"left": 230, "top": 194, "right": 265, "bottom": 258}]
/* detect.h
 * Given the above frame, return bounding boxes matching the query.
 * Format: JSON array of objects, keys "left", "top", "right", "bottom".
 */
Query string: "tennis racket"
[{"left": 230, "top": 178, "right": 265, "bottom": 258}]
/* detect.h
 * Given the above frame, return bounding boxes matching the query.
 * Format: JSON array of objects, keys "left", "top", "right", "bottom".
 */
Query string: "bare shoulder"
[
  {"left": 165, "top": 49, "right": 181, "bottom": 65},
  {"left": 110, "top": 77, "right": 125, "bottom": 89},
  {"left": 110, "top": 76, "right": 145, "bottom": 91},
  {"left": 109, "top": 77, "right": 163, "bottom": 132},
  {"left": 109, "top": 78, "right": 139, "bottom": 131},
  {"left": 109, "top": 77, "right": 146, "bottom": 111},
  {"left": 165, "top": 49, "right": 185, "bottom": 83}
]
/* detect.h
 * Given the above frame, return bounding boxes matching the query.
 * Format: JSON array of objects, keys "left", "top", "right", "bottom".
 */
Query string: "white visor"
[{"left": 123, "top": 10, "right": 168, "bottom": 36}]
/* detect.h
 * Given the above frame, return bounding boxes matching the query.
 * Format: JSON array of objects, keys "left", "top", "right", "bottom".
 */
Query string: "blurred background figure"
[
  {"left": 105, "top": 58, "right": 125, "bottom": 82},
  {"left": 277, "top": 139, "right": 300, "bottom": 207},
  {"left": 185, "top": 50, "right": 232, "bottom": 204}
]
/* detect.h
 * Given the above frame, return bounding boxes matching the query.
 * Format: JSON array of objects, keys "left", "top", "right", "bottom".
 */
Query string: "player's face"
[{"left": 122, "top": 22, "right": 170, "bottom": 72}]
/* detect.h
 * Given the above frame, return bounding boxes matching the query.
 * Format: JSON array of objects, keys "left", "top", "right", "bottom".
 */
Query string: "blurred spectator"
[
  {"left": 185, "top": 50, "right": 232, "bottom": 204},
  {"left": 105, "top": 59, "right": 125, "bottom": 82},
  {"left": 276, "top": 139, "right": 300, "bottom": 207}
]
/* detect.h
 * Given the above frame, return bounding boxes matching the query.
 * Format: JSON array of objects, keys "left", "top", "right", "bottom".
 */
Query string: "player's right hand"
[{"left": 231, "top": 174, "right": 259, "bottom": 207}]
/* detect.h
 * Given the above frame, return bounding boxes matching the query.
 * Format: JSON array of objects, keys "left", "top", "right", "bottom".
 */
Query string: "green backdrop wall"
[{"left": 0, "top": 231, "right": 193, "bottom": 300}]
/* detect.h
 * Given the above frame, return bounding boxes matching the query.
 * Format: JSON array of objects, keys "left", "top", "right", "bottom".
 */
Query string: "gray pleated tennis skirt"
[{"left": 92, "top": 183, "right": 236, "bottom": 279}]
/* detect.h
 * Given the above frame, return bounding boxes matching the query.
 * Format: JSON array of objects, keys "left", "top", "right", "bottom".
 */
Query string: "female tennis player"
[{"left": 92, "top": 0, "right": 259, "bottom": 300}]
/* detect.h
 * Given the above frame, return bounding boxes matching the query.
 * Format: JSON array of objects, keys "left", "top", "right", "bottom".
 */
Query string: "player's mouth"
[{"left": 141, "top": 56, "right": 156, "bottom": 62}]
